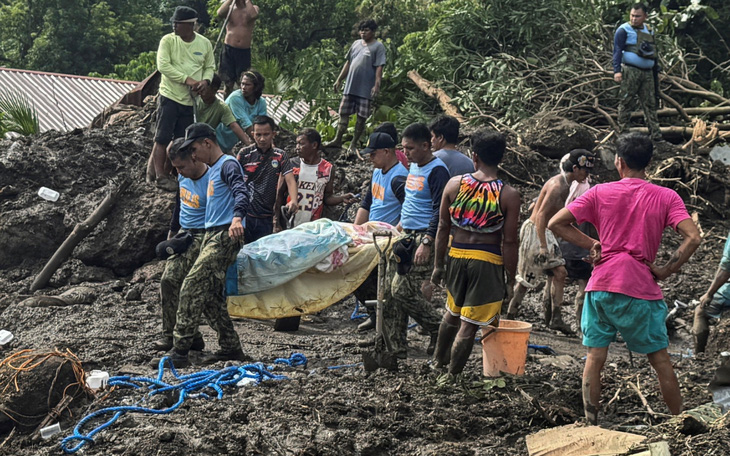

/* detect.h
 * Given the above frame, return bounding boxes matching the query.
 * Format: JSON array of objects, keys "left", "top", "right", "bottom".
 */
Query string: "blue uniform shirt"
[
  {"left": 366, "top": 163, "right": 408, "bottom": 225},
  {"left": 178, "top": 169, "right": 209, "bottom": 229},
  {"left": 400, "top": 157, "right": 449, "bottom": 237},
  {"left": 205, "top": 154, "right": 249, "bottom": 228}
]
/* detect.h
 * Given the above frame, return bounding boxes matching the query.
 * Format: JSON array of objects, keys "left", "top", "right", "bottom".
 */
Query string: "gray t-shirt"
[
  {"left": 344, "top": 39, "right": 386, "bottom": 100},
  {"left": 433, "top": 149, "right": 475, "bottom": 177}
]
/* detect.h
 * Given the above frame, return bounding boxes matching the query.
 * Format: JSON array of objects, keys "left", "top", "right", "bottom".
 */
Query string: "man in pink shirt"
[{"left": 549, "top": 133, "right": 701, "bottom": 424}]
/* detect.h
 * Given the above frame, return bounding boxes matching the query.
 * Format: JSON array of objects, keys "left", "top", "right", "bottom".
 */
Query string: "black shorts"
[
  {"left": 219, "top": 45, "right": 251, "bottom": 85},
  {"left": 154, "top": 95, "right": 194, "bottom": 145},
  {"left": 565, "top": 259, "right": 593, "bottom": 280}
]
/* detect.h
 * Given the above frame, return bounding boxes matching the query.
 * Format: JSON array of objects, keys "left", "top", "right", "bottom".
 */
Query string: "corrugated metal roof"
[
  {"left": 0, "top": 67, "right": 312, "bottom": 134},
  {"left": 218, "top": 93, "right": 310, "bottom": 125},
  {"left": 0, "top": 67, "right": 138, "bottom": 132}
]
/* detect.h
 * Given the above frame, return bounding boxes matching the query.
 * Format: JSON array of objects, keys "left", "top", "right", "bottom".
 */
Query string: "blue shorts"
[
  {"left": 705, "top": 293, "right": 730, "bottom": 319},
  {"left": 582, "top": 291, "right": 668, "bottom": 354}
]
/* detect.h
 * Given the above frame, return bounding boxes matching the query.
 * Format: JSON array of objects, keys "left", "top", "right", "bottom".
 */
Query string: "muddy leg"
[
  {"left": 647, "top": 349, "right": 682, "bottom": 415},
  {"left": 549, "top": 266, "right": 573, "bottom": 334},
  {"left": 575, "top": 279, "right": 587, "bottom": 337},
  {"left": 326, "top": 116, "right": 350, "bottom": 148},
  {"left": 583, "top": 346, "right": 608, "bottom": 424},
  {"left": 542, "top": 276, "right": 553, "bottom": 325},
  {"left": 433, "top": 314, "right": 460, "bottom": 368},
  {"left": 348, "top": 115, "right": 366, "bottom": 153},
  {"left": 692, "top": 305, "right": 710, "bottom": 353},
  {"left": 152, "top": 141, "right": 168, "bottom": 179},
  {"left": 506, "top": 283, "right": 527, "bottom": 320}
]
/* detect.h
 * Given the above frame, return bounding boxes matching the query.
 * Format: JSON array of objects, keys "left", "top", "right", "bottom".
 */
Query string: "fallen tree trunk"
[
  {"left": 407, "top": 70, "right": 466, "bottom": 123},
  {"left": 30, "top": 178, "right": 132, "bottom": 292},
  {"left": 631, "top": 106, "right": 730, "bottom": 119},
  {"left": 629, "top": 125, "right": 730, "bottom": 139}
]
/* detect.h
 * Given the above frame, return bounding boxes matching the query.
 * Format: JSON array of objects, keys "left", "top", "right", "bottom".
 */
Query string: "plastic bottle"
[
  {"left": 40, "top": 423, "right": 61, "bottom": 439},
  {"left": 85, "top": 370, "right": 109, "bottom": 391},
  {"left": 38, "top": 187, "right": 60, "bottom": 202},
  {"left": 0, "top": 330, "right": 13, "bottom": 345}
]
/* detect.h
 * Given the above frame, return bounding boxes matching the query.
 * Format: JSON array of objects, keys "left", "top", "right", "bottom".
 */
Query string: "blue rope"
[
  {"left": 60, "top": 353, "right": 306, "bottom": 454},
  {"left": 327, "top": 362, "right": 363, "bottom": 370},
  {"left": 350, "top": 300, "right": 368, "bottom": 320}
]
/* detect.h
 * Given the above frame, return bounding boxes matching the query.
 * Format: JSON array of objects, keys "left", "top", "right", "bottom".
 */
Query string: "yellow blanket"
[{"left": 227, "top": 222, "right": 398, "bottom": 319}]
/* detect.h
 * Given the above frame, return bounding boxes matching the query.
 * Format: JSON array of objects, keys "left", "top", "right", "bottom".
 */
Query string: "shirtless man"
[
  {"left": 506, "top": 149, "right": 595, "bottom": 334},
  {"left": 217, "top": 0, "right": 259, "bottom": 97}
]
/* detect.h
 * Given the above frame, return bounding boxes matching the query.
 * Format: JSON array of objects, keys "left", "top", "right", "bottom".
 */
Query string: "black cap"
[
  {"left": 361, "top": 132, "right": 396, "bottom": 155},
  {"left": 180, "top": 123, "right": 216, "bottom": 150},
  {"left": 156, "top": 232, "right": 194, "bottom": 260},
  {"left": 568, "top": 149, "right": 596, "bottom": 169},
  {"left": 171, "top": 6, "right": 198, "bottom": 23}
]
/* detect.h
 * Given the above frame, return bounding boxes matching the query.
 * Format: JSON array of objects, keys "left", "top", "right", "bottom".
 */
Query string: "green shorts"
[
  {"left": 445, "top": 246, "right": 504, "bottom": 326},
  {"left": 582, "top": 291, "right": 668, "bottom": 354}
]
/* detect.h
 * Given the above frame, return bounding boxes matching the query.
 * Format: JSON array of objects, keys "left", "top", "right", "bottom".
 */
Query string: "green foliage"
[
  {"left": 0, "top": 0, "right": 165, "bottom": 76},
  {"left": 91, "top": 51, "right": 158, "bottom": 82},
  {"left": 0, "top": 90, "right": 40, "bottom": 136}
]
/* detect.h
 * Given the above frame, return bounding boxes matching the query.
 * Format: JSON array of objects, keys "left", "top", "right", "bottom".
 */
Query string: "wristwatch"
[{"left": 421, "top": 236, "right": 433, "bottom": 246}]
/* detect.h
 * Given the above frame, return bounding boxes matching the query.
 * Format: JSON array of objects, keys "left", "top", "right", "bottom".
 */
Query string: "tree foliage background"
[{"left": 1, "top": 0, "right": 728, "bottom": 132}]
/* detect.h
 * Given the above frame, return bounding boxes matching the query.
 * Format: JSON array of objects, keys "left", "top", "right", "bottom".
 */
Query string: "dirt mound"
[
  {"left": 0, "top": 126, "right": 173, "bottom": 279},
  {"left": 518, "top": 114, "right": 596, "bottom": 159}
]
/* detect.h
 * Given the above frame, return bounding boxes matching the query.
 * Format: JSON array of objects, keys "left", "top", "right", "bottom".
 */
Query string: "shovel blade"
[{"left": 363, "top": 349, "right": 398, "bottom": 372}]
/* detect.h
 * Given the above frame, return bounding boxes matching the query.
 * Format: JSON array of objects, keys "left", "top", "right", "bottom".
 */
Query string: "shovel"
[{"left": 363, "top": 230, "right": 397, "bottom": 371}]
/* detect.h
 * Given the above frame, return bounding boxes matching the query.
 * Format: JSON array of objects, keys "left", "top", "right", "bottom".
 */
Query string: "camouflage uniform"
[
  {"left": 617, "top": 64, "right": 662, "bottom": 141},
  {"left": 173, "top": 229, "right": 242, "bottom": 352},
  {"left": 159, "top": 231, "right": 204, "bottom": 339},
  {"left": 382, "top": 232, "right": 442, "bottom": 357}
]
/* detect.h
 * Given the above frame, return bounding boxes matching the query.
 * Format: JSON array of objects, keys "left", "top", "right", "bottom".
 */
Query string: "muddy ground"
[{"left": 1, "top": 108, "right": 730, "bottom": 455}]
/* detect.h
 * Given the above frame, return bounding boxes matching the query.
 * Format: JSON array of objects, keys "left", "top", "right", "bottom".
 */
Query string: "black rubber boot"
[
  {"left": 448, "top": 337, "right": 474, "bottom": 376},
  {"left": 200, "top": 347, "right": 251, "bottom": 365},
  {"left": 357, "top": 315, "right": 376, "bottom": 332},
  {"left": 432, "top": 320, "right": 460, "bottom": 368}
]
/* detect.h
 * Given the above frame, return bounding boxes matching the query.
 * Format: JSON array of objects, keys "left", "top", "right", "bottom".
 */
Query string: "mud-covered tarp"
[{"left": 227, "top": 221, "right": 399, "bottom": 319}]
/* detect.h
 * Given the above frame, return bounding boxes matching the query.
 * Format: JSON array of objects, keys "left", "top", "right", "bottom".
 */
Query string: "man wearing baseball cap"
[
  {"left": 506, "top": 149, "right": 596, "bottom": 335},
  {"left": 147, "top": 5, "right": 215, "bottom": 192},
  {"left": 353, "top": 131, "right": 410, "bottom": 332},
  {"left": 161, "top": 122, "right": 250, "bottom": 367}
]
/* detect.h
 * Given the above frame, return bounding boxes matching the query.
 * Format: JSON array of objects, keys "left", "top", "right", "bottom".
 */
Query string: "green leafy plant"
[{"left": 0, "top": 89, "right": 40, "bottom": 136}]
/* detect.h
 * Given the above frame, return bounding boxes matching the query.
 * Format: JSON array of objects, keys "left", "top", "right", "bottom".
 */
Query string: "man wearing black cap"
[
  {"left": 147, "top": 5, "right": 216, "bottom": 192},
  {"left": 506, "top": 149, "right": 596, "bottom": 334},
  {"left": 162, "top": 122, "right": 250, "bottom": 367},
  {"left": 352, "top": 131, "right": 409, "bottom": 332}
]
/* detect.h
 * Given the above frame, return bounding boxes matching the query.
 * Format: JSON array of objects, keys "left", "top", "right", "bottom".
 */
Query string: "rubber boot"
[
  {"left": 693, "top": 306, "right": 710, "bottom": 353},
  {"left": 448, "top": 337, "right": 473, "bottom": 376},
  {"left": 549, "top": 305, "right": 574, "bottom": 335},
  {"left": 432, "top": 320, "right": 460, "bottom": 368}
]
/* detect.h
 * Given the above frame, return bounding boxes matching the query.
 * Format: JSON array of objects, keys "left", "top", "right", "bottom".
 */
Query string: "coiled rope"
[{"left": 60, "top": 353, "right": 307, "bottom": 454}]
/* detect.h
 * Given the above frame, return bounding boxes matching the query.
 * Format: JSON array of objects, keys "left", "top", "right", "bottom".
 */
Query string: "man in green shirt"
[
  {"left": 195, "top": 74, "right": 251, "bottom": 150},
  {"left": 147, "top": 6, "right": 215, "bottom": 192}
]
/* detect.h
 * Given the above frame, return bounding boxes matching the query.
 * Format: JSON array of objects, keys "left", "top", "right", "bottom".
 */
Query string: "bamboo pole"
[{"left": 30, "top": 178, "right": 132, "bottom": 292}]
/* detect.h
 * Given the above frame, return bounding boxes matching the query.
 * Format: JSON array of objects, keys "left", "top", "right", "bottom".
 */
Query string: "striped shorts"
[{"left": 339, "top": 94, "right": 373, "bottom": 118}]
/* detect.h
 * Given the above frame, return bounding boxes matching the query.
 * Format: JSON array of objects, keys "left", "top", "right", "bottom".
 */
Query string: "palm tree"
[{"left": 0, "top": 90, "right": 40, "bottom": 137}]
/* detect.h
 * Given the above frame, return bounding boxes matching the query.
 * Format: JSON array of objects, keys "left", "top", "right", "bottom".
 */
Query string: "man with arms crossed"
[{"left": 549, "top": 132, "right": 700, "bottom": 424}]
